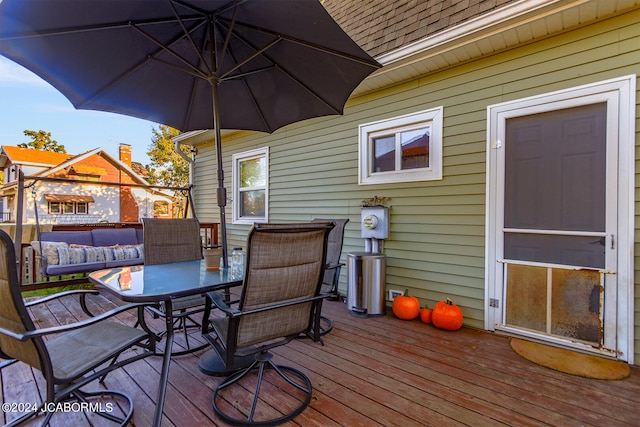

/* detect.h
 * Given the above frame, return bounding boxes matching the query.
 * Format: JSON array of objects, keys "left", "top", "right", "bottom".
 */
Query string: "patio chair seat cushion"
[
  {"left": 163, "top": 294, "right": 207, "bottom": 312},
  {"left": 47, "top": 321, "right": 148, "bottom": 381}
]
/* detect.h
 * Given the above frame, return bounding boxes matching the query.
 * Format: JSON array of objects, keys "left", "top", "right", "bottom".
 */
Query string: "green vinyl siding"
[{"left": 192, "top": 8, "right": 640, "bottom": 359}]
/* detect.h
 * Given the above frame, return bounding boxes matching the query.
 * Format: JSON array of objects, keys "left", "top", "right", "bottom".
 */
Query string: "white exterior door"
[{"left": 486, "top": 76, "right": 636, "bottom": 362}]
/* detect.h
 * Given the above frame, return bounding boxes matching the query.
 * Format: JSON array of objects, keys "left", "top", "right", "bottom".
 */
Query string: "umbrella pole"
[{"left": 211, "top": 79, "right": 229, "bottom": 268}]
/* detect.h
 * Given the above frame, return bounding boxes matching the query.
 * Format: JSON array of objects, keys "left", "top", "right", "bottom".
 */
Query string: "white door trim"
[{"left": 485, "top": 75, "right": 636, "bottom": 362}]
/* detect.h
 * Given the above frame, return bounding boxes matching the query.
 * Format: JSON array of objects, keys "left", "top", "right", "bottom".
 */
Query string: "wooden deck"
[{"left": 2, "top": 291, "right": 640, "bottom": 426}]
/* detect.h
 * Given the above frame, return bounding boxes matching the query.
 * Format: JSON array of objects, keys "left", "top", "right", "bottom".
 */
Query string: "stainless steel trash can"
[{"left": 347, "top": 252, "right": 386, "bottom": 317}]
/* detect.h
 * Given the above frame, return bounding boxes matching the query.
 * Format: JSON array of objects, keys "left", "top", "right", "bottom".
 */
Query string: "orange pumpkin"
[
  {"left": 419, "top": 306, "right": 432, "bottom": 324},
  {"left": 432, "top": 298, "right": 463, "bottom": 331},
  {"left": 392, "top": 293, "right": 420, "bottom": 320}
]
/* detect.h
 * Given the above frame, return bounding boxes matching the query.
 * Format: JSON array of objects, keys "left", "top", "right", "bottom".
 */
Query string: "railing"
[{"left": 0, "top": 212, "right": 11, "bottom": 223}]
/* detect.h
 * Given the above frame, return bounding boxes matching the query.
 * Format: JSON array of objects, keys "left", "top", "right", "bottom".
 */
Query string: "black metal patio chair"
[
  {"left": 202, "top": 222, "right": 333, "bottom": 425},
  {"left": 312, "top": 217, "right": 349, "bottom": 337},
  {"left": 0, "top": 229, "right": 155, "bottom": 426},
  {"left": 142, "top": 217, "right": 208, "bottom": 355}
]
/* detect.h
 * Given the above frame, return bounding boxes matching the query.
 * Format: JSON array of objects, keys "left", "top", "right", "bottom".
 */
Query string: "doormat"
[{"left": 510, "top": 338, "right": 630, "bottom": 380}]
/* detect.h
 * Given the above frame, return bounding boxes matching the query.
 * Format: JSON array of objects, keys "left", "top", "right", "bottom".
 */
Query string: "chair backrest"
[
  {"left": 0, "top": 229, "right": 48, "bottom": 372},
  {"left": 312, "top": 218, "right": 349, "bottom": 286},
  {"left": 142, "top": 218, "right": 203, "bottom": 265},
  {"left": 235, "top": 222, "right": 334, "bottom": 349}
]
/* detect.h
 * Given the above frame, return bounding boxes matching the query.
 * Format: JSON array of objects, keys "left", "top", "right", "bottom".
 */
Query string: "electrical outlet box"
[{"left": 388, "top": 289, "right": 404, "bottom": 301}]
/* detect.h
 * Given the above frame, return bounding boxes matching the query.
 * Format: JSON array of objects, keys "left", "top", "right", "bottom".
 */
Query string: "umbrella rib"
[
  {"left": 172, "top": 0, "right": 247, "bottom": 75},
  {"left": 149, "top": 57, "right": 211, "bottom": 81},
  {"left": 0, "top": 15, "right": 203, "bottom": 40},
  {"left": 215, "top": 21, "right": 343, "bottom": 115},
  {"left": 218, "top": 38, "right": 280, "bottom": 81},
  {"left": 129, "top": 21, "right": 211, "bottom": 81},
  {"left": 215, "top": 0, "right": 240, "bottom": 73},
  {"left": 168, "top": 0, "right": 213, "bottom": 76},
  {"left": 78, "top": 20, "right": 210, "bottom": 108},
  {"left": 218, "top": 17, "right": 381, "bottom": 69},
  {"left": 220, "top": 35, "right": 272, "bottom": 132},
  {"left": 76, "top": 58, "right": 150, "bottom": 109},
  {"left": 276, "top": 64, "right": 342, "bottom": 115},
  {"left": 219, "top": 65, "right": 276, "bottom": 82}
]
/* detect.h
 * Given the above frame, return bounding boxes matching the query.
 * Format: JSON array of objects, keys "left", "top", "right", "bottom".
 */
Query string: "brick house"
[{"left": 0, "top": 143, "right": 173, "bottom": 224}]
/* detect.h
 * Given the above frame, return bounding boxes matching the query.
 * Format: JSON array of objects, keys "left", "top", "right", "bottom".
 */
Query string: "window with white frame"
[
  {"left": 48, "top": 201, "right": 89, "bottom": 215},
  {"left": 49, "top": 202, "right": 61, "bottom": 214},
  {"left": 359, "top": 107, "right": 443, "bottom": 184},
  {"left": 76, "top": 202, "right": 88, "bottom": 214},
  {"left": 232, "top": 147, "right": 268, "bottom": 224}
]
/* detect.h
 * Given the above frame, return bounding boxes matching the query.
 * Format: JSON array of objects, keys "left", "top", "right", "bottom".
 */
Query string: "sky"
[{"left": 0, "top": 56, "right": 159, "bottom": 165}]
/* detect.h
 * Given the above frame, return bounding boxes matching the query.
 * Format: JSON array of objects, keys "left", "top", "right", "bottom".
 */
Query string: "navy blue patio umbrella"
[{"left": 0, "top": 0, "right": 380, "bottom": 263}]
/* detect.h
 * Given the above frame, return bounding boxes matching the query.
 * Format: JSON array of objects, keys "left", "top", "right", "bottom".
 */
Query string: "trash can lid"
[{"left": 347, "top": 251, "right": 386, "bottom": 258}]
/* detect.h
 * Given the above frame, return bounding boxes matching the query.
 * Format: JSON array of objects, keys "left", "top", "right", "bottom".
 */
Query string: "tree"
[
  {"left": 18, "top": 130, "right": 66, "bottom": 153},
  {"left": 146, "top": 125, "right": 190, "bottom": 217}
]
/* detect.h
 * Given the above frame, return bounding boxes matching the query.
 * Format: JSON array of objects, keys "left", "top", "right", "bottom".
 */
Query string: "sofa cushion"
[
  {"left": 39, "top": 231, "right": 93, "bottom": 246},
  {"left": 91, "top": 228, "right": 138, "bottom": 247},
  {"left": 105, "top": 258, "right": 143, "bottom": 268},
  {"left": 46, "top": 261, "right": 106, "bottom": 276}
]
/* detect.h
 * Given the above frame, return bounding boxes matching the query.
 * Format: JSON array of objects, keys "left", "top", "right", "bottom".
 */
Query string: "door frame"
[{"left": 485, "top": 75, "right": 636, "bottom": 362}]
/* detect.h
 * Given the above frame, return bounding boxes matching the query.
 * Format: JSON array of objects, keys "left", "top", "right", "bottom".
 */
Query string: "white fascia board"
[{"left": 375, "top": 0, "right": 587, "bottom": 69}]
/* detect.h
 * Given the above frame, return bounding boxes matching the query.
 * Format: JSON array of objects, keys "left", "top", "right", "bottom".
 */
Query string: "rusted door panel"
[
  {"left": 551, "top": 269, "right": 602, "bottom": 343},
  {"left": 506, "top": 264, "right": 546, "bottom": 332},
  {"left": 505, "top": 263, "right": 603, "bottom": 346}
]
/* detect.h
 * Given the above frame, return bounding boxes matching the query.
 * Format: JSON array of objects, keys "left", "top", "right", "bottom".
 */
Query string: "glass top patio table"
[
  {"left": 88, "top": 260, "right": 242, "bottom": 427},
  {"left": 89, "top": 260, "right": 241, "bottom": 302}
]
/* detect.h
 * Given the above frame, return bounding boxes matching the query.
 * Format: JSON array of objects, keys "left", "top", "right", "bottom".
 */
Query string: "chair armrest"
[
  {"left": 5, "top": 302, "right": 154, "bottom": 342},
  {"left": 25, "top": 289, "right": 99, "bottom": 317},
  {"left": 207, "top": 290, "right": 241, "bottom": 316},
  {"left": 24, "top": 289, "right": 99, "bottom": 307},
  {"left": 325, "top": 262, "right": 345, "bottom": 271},
  {"left": 228, "top": 293, "right": 327, "bottom": 318}
]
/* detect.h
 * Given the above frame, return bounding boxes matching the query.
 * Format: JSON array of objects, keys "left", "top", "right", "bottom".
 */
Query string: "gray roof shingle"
[{"left": 323, "top": 0, "right": 517, "bottom": 57}]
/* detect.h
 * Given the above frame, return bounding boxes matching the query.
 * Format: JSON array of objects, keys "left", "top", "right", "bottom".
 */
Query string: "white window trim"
[
  {"left": 359, "top": 106, "right": 443, "bottom": 185},
  {"left": 232, "top": 147, "right": 269, "bottom": 224},
  {"left": 76, "top": 202, "right": 88, "bottom": 214}
]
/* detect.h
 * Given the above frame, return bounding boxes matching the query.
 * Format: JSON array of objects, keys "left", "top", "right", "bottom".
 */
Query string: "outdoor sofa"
[{"left": 31, "top": 227, "right": 144, "bottom": 277}]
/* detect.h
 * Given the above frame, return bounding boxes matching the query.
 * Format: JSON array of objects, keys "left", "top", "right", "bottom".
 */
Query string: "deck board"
[{"left": 2, "top": 292, "right": 640, "bottom": 426}]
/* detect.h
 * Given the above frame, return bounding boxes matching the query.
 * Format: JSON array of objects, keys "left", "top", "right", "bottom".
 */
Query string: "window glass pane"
[
  {"left": 240, "top": 157, "right": 266, "bottom": 188},
  {"left": 154, "top": 201, "right": 169, "bottom": 216},
  {"left": 372, "top": 135, "right": 395, "bottom": 173},
  {"left": 504, "top": 232, "right": 604, "bottom": 269},
  {"left": 240, "top": 190, "right": 265, "bottom": 217},
  {"left": 76, "top": 203, "right": 88, "bottom": 214},
  {"left": 63, "top": 202, "right": 74, "bottom": 214},
  {"left": 400, "top": 127, "right": 429, "bottom": 170},
  {"left": 49, "top": 202, "right": 60, "bottom": 214}
]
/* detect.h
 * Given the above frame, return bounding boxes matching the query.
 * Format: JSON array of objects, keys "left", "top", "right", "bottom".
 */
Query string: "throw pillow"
[
  {"left": 31, "top": 241, "right": 68, "bottom": 265},
  {"left": 103, "top": 244, "right": 144, "bottom": 261},
  {"left": 57, "top": 246, "right": 107, "bottom": 265}
]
